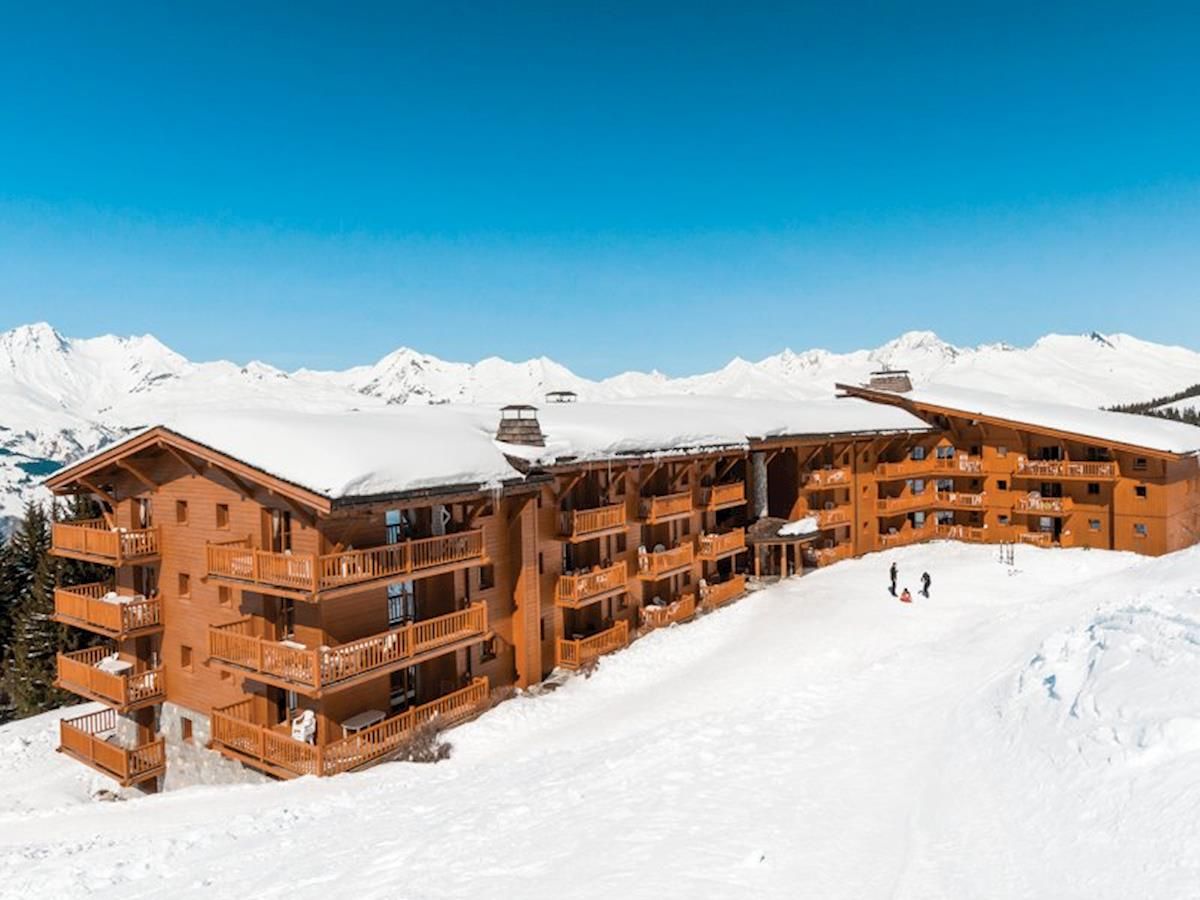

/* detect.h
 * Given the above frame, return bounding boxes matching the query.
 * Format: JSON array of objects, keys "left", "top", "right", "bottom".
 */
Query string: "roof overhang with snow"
[{"left": 839, "top": 383, "right": 1200, "bottom": 459}]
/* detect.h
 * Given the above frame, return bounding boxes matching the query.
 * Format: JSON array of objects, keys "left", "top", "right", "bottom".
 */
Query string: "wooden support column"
[{"left": 507, "top": 496, "right": 543, "bottom": 688}]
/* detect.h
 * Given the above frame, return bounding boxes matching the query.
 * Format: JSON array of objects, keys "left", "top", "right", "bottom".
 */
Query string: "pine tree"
[{"left": 0, "top": 500, "right": 73, "bottom": 720}]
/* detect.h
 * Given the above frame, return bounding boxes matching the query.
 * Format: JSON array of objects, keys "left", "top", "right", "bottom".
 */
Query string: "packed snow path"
[{"left": 2, "top": 542, "right": 1199, "bottom": 898}]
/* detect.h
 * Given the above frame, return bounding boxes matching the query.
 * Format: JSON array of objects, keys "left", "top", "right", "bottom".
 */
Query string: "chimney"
[
  {"left": 496, "top": 404, "right": 545, "bottom": 447},
  {"left": 867, "top": 368, "right": 913, "bottom": 393}
]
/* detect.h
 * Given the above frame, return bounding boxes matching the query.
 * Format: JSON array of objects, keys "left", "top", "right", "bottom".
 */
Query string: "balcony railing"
[
  {"left": 556, "top": 621, "right": 629, "bottom": 670},
  {"left": 208, "top": 603, "right": 488, "bottom": 694},
  {"left": 698, "top": 529, "right": 746, "bottom": 560},
  {"left": 559, "top": 503, "right": 627, "bottom": 540},
  {"left": 211, "top": 678, "right": 490, "bottom": 778},
  {"left": 935, "top": 455, "right": 983, "bottom": 474},
  {"left": 1013, "top": 494, "right": 1074, "bottom": 514},
  {"left": 700, "top": 574, "right": 746, "bottom": 610},
  {"left": 56, "top": 646, "right": 165, "bottom": 710},
  {"left": 642, "top": 593, "right": 696, "bottom": 629},
  {"left": 1015, "top": 459, "right": 1119, "bottom": 479},
  {"left": 933, "top": 524, "right": 988, "bottom": 543},
  {"left": 878, "top": 523, "right": 935, "bottom": 549},
  {"left": 555, "top": 563, "right": 628, "bottom": 608},
  {"left": 53, "top": 582, "right": 163, "bottom": 638},
  {"left": 638, "top": 491, "right": 693, "bottom": 523},
  {"left": 876, "top": 493, "right": 935, "bottom": 515},
  {"left": 58, "top": 708, "right": 165, "bottom": 786},
  {"left": 816, "top": 507, "right": 852, "bottom": 528},
  {"left": 51, "top": 519, "right": 161, "bottom": 566},
  {"left": 206, "top": 529, "right": 487, "bottom": 598},
  {"left": 802, "top": 467, "right": 851, "bottom": 488},
  {"left": 934, "top": 491, "right": 986, "bottom": 509},
  {"left": 1017, "top": 531, "right": 1055, "bottom": 547},
  {"left": 636, "top": 543, "right": 695, "bottom": 580},
  {"left": 702, "top": 482, "right": 746, "bottom": 511},
  {"left": 875, "top": 458, "right": 939, "bottom": 479},
  {"left": 804, "top": 543, "right": 854, "bottom": 567}
]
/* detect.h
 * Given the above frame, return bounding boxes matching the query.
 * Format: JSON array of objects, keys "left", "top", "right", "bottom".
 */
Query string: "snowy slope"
[
  {"left": 2, "top": 542, "right": 1199, "bottom": 898},
  {"left": 4, "top": 321, "right": 1200, "bottom": 519}
]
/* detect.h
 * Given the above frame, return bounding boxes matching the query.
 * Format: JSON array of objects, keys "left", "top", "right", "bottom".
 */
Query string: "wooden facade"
[{"left": 44, "top": 394, "right": 1200, "bottom": 789}]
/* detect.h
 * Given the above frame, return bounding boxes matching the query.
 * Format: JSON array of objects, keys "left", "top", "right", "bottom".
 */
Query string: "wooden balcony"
[
  {"left": 802, "top": 467, "right": 851, "bottom": 489},
  {"left": 205, "top": 529, "right": 487, "bottom": 601},
  {"left": 876, "top": 493, "right": 935, "bottom": 515},
  {"left": 935, "top": 455, "right": 983, "bottom": 474},
  {"left": 875, "top": 458, "right": 939, "bottom": 479},
  {"left": 51, "top": 519, "right": 161, "bottom": 566},
  {"left": 934, "top": 491, "right": 986, "bottom": 510},
  {"left": 698, "top": 529, "right": 747, "bottom": 561},
  {"left": 1017, "top": 531, "right": 1055, "bottom": 547},
  {"left": 636, "top": 543, "right": 695, "bottom": 580},
  {"left": 559, "top": 503, "right": 627, "bottom": 542},
  {"left": 933, "top": 524, "right": 989, "bottom": 543},
  {"left": 815, "top": 507, "right": 852, "bottom": 529},
  {"left": 207, "top": 603, "right": 488, "bottom": 696},
  {"left": 211, "top": 678, "right": 490, "bottom": 779},
  {"left": 55, "top": 646, "right": 164, "bottom": 711},
  {"left": 638, "top": 491, "right": 693, "bottom": 523},
  {"left": 702, "top": 482, "right": 747, "bottom": 511},
  {"left": 700, "top": 574, "right": 746, "bottom": 610},
  {"left": 878, "top": 523, "right": 935, "bottom": 549},
  {"left": 1015, "top": 459, "right": 1119, "bottom": 480},
  {"left": 1013, "top": 494, "right": 1074, "bottom": 515},
  {"left": 555, "top": 563, "right": 628, "bottom": 608},
  {"left": 58, "top": 708, "right": 165, "bottom": 787},
  {"left": 642, "top": 593, "right": 696, "bottom": 629},
  {"left": 53, "top": 582, "right": 163, "bottom": 639},
  {"left": 556, "top": 621, "right": 629, "bottom": 670},
  {"left": 804, "top": 543, "right": 854, "bottom": 567}
]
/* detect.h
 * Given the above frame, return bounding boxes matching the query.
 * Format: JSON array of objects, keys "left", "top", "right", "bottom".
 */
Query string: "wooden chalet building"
[{"left": 44, "top": 387, "right": 1200, "bottom": 790}]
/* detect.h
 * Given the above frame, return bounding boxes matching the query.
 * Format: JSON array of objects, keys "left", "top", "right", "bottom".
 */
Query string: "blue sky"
[{"left": 1, "top": 2, "right": 1198, "bottom": 376}]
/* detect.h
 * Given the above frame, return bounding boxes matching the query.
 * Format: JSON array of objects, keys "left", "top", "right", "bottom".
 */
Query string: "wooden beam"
[
  {"left": 115, "top": 459, "right": 158, "bottom": 492},
  {"left": 272, "top": 490, "right": 317, "bottom": 529},
  {"left": 464, "top": 497, "right": 490, "bottom": 527},
  {"left": 207, "top": 461, "right": 256, "bottom": 500},
  {"left": 159, "top": 442, "right": 203, "bottom": 477},
  {"left": 554, "top": 472, "right": 584, "bottom": 501},
  {"left": 77, "top": 477, "right": 117, "bottom": 507},
  {"left": 506, "top": 495, "right": 533, "bottom": 525},
  {"left": 715, "top": 457, "right": 741, "bottom": 482}
]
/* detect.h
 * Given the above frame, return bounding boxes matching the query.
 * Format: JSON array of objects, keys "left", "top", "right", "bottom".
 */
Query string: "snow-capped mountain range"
[{"left": 3, "top": 321, "right": 1200, "bottom": 523}]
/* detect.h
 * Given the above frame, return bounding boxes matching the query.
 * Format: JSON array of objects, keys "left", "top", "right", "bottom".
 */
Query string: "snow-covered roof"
[
  {"left": 888, "top": 384, "right": 1200, "bottom": 456},
  {"left": 53, "top": 395, "right": 931, "bottom": 502}
]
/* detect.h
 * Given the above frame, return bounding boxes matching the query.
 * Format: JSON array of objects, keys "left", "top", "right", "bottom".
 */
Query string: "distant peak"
[
  {"left": 1, "top": 321, "right": 69, "bottom": 352},
  {"left": 1088, "top": 331, "right": 1115, "bottom": 348}
]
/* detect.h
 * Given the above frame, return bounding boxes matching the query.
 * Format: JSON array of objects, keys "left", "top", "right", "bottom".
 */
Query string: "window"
[
  {"left": 1135, "top": 485, "right": 1147, "bottom": 499},
  {"left": 216, "top": 503, "right": 230, "bottom": 529},
  {"left": 997, "top": 480, "right": 1008, "bottom": 491},
  {"left": 912, "top": 511, "right": 927, "bottom": 527},
  {"left": 681, "top": 519, "right": 691, "bottom": 536},
  {"left": 478, "top": 564, "right": 495, "bottom": 590},
  {"left": 1087, "top": 483, "right": 1100, "bottom": 495},
  {"left": 539, "top": 618, "right": 546, "bottom": 640},
  {"left": 180, "top": 645, "right": 193, "bottom": 671},
  {"left": 387, "top": 582, "right": 414, "bottom": 627},
  {"left": 175, "top": 500, "right": 189, "bottom": 524},
  {"left": 1134, "top": 523, "right": 1148, "bottom": 538},
  {"left": 180, "top": 717, "right": 194, "bottom": 743},
  {"left": 911, "top": 446, "right": 927, "bottom": 461},
  {"left": 936, "top": 446, "right": 954, "bottom": 459},
  {"left": 616, "top": 533, "right": 627, "bottom": 554},
  {"left": 538, "top": 552, "right": 544, "bottom": 574},
  {"left": 218, "top": 585, "right": 232, "bottom": 608},
  {"left": 135, "top": 498, "right": 152, "bottom": 528},
  {"left": 911, "top": 479, "right": 925, "bottom": 495},
  {"left": 1133, "top": 457, "right": 1148, "bottom": 471},
  {"left": 1088, "top": 519, "right": 1101, "bottom": 532},
  {"left": 479, "top": 637, "right": 497, "bottom": 662},
  {"left": 178, "top": 572, "right": 190, "bottom": 598},
  {"left": 997, "top": 445, "right": 1008, "bottom": 458},
  {"left": 998, "top": 514, "right": 1010, "bottom": 526}
]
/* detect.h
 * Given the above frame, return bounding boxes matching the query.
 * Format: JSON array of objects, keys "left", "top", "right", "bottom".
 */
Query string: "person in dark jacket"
[
  {"left": 921, "top": 571, "right": 931, "bottom": 597},
  {"left": 889, "top": 562, "right": 898, "bottom": 596}
]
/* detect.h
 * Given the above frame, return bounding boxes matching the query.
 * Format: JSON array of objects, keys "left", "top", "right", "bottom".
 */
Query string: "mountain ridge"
[{"left": 3, "top": 321, "right": 1200, "bottom": 522}]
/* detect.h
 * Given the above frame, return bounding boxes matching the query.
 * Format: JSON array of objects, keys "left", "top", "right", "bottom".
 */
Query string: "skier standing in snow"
[
  {"left": 921, "top": 571, "right": 931, "bottom": 598},
  {"left": 889, "top": 562, "right": 898, "bottom": 596},
  {"left": 899, "top": 587, "right": 913, "bottom": 604}
]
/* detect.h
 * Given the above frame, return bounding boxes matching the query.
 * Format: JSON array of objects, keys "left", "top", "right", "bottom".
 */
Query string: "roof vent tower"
[
  {"left": 496, "top": 404, "right": 545, "bottom": 447},
  {"left": 867, "top": 368, "right": 913, "bottom": 393}
]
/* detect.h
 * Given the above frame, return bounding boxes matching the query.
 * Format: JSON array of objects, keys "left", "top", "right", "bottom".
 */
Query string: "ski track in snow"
[{"left": 2, "top": 543, "right": 1199, "bottom": 899}]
